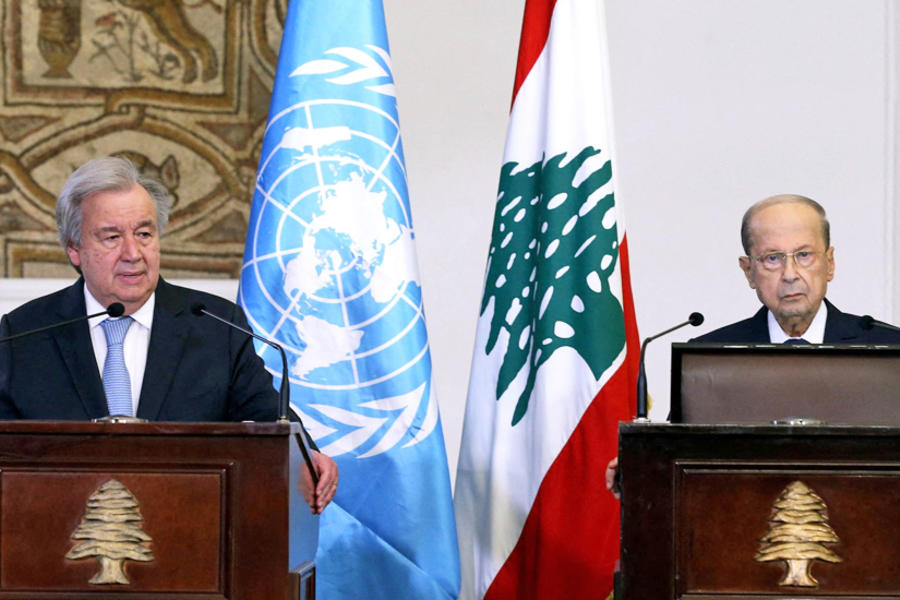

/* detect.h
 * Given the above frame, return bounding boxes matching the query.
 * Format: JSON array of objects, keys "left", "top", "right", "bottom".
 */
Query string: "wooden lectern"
[
  {"left": 0, "top": 421, "right": 318, "bottom": 599},
  {"left": 619, "top": 423, "right": 900, "bottom": 599}
]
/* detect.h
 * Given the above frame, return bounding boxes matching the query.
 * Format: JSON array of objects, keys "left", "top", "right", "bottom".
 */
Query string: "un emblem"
[{"left": 240, "top": 46, "right": 438, "bottom": 459}]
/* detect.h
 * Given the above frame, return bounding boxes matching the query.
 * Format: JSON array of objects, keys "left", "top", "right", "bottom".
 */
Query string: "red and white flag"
[{"left": 454, "top": 0, "right": 640, "bottom": 598}]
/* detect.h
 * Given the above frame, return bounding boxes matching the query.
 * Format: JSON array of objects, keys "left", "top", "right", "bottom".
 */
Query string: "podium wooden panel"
[
  {"left": 619, "top": 423, "right": 900, "bottom": 600},
  {"left": 0, "top": 421, "right": 317, "bottom": 599}
]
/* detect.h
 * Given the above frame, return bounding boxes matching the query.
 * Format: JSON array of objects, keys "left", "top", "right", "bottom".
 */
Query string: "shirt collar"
[
  {"left": 84, "top": 284, "right": 155, "bottom": 330},
  {"left": 767, "top": 301, "right": 827, "bottom": 344}
]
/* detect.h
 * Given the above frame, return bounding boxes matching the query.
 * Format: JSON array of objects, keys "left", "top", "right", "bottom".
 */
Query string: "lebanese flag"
[{"left": 453, "top": 0, "right": 640, "bottom": 598}]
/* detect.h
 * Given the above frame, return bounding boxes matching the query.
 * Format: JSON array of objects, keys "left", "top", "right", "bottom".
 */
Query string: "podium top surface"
[
  {"left": 620, "top": 422, "right": 900, "bottom": 438},
  {"left": 0, "top": 419, "right": 298, "bottom": 437}
]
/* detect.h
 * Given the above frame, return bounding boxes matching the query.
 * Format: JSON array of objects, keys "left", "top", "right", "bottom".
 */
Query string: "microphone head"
[
  {"left": 190, "top": 302, "right": 207, "bottom": 317},
  {"left": 106, "top": 303, "right": 125, "bottom": 318},
  {"left": 688, "top": 312, "right": 705, "bottom": 326},
  {"left": 860, "top": 315, "right": 875, "bottom": 330}
]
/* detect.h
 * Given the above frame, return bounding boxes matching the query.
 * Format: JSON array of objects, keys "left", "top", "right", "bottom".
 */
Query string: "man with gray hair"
[
  {"left": 694, "top": 194, "right": 900, "bottom": 343},
  {"left": 606, "top": 192, "right": 900, "bottom": 502},
  {"left": 0, "top": 155, "right": 338, "bottom": 513}
]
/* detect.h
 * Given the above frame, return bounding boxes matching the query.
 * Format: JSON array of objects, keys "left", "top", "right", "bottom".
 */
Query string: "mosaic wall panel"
[{"left": 0, "top": 0, "right": 288, "bottom": 277}]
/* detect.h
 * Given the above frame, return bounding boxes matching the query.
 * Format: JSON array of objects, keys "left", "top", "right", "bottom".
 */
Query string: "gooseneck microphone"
[
  {"left": 636, "top": 312, "right": 704, "bottom": 421},
  {"left": 0, "top": 302, "right": 125, "bottom": 344},
  {"left": 859, "top": 315, "right": 900, "bottom": 333},
  {"left": 190, "top": 303, "right": 319, "bottom": 485},
  {"left": 190, "top": 302, "right": 291, "bottom": 421}
]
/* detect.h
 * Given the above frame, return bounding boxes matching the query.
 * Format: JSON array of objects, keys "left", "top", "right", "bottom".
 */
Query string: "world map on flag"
[{"left": 240, "top": 46, "right": 437, "bottom": 458}]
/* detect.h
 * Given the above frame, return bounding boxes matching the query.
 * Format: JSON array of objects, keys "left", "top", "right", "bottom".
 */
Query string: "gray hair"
[
  {"left": 740, "top": 194, "right": 830, "bottom": 255},
  {"left": 56, "top": 156, "right": 171, "bottom": 248}
]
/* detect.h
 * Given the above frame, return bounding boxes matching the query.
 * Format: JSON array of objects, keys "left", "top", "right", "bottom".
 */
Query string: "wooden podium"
[
  {"left": 619, "top": 423, "right": 900, "bottom": 599},
  {"left": 0, "top": 421, "right": 318, "bottom": 599}
]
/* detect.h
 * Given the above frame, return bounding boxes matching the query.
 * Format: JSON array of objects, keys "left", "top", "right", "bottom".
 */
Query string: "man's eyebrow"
[{"left": 758, "top": 243, "right": 815, "bottom": 253}]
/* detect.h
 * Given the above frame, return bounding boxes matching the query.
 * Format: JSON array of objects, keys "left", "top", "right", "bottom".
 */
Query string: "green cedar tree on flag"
[{"left": 453, "top": 0, "right": 640, "bottom": 598}]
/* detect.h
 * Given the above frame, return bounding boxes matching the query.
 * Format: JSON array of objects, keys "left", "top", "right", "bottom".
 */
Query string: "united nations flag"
[{"left": 238, "top": 1, "right": 460, "bottom": 599}]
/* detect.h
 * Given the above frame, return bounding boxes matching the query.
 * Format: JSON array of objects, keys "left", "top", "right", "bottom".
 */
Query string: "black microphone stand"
[
  {"left": 191, "top": 304, "right": 320, "bottom": 487},
  {"left": 635, "top": 312, "right": 704, "bottom": 421},
  {"left": 0, "top": 303, "right": 124, "bottom": 344}
]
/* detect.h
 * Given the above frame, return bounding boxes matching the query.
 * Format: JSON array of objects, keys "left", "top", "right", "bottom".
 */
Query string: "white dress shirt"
[
  {"left": 85, "top": 286, "right": 154, "bottom": 415},
  {"left": 767, "top": 301, "right": 827, "bottom": 344}
]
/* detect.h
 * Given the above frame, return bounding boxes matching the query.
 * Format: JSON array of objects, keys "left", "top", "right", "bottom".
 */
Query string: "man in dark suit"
[
  {"left": 607, "top": 193, "right": 900, "bottom": 499},
  {"left": 0, "top": 156, "right": 338, "bottom": 512},
  {"left": 693, "top": 298, "right": 900, "bottom": 343},
  {"left": 0, "top": 277, "right": 284, "bottom": 422},
  {"left": 694, "top": 194, "right": 900, "bottom": 343}
]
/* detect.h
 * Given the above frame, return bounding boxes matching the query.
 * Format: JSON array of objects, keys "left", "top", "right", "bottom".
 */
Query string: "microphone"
[
  {"left": 0, "top": 302, "right": 125, "bottom": 344},
  {"left": 190, "top": 303, "right": 319, "bottom": 485},
  {"left": 190, "top": 302, "right": 291, "bottom": 421},
  {"left": 860, "top": 315, "right": 900, "bottom": 333},
  {"left": 635, "top": 312, "right": 704, "bottom": 421}
]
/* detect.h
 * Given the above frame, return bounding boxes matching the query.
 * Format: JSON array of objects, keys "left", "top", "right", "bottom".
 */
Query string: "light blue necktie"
[{"left": 100, "top": 317, "right": 134, "bottom": 416}]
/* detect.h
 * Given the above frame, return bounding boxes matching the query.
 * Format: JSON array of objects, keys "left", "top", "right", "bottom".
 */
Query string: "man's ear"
[
  {"left": 739, "top": 255, "right": 756, "bottom": 289},
  {"left": 66, "top": 242, "right": 82, "bottom": 269},
  {"left": 825, "top": 246, "right": 835, "bottom": 282}
]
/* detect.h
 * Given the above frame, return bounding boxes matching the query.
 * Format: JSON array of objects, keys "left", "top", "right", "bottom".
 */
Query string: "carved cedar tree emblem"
[
  {"left": 66, "top": 479, "right": 154, "bottom": 584},
  {"left": 754, "top": 480, "right": 842, "bottom": 587}
]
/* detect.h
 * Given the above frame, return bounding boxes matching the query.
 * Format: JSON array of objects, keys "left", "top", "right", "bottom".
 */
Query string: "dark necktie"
[{"left": 783, "top": 338, "right": 810, "bottom": 345}]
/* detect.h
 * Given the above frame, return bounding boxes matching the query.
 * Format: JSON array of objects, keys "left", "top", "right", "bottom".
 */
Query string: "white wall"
[
  {"left": 392, "top": 0, "right": 897, "bottom": 468},
  {"left": 391, "top": 0, "right": 898, "bottom": 462},
  {"left": 2, "top": 0, "right": 897, "bottom": 483},
  {"left": 382, "top": 0, "right": 523, "bottom": 483},
  {"left": 605, "top": 0, "right": 894, "bottom": 421}
]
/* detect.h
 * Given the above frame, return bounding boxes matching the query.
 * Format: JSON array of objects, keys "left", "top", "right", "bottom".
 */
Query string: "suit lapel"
[
  {"left": 52, "top": 279, "right": 108, "bottom": 419},
  {"left": 137, "top": 279, "right": 188, "bottom": 420},
  {"left": 746, "top": 306, "right": 771, "bottom": 343},
  {"left": 822, "top": 299, "right": 859, "bottom": 343}
]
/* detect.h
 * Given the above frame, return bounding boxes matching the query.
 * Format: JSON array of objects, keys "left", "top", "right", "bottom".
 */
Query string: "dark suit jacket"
[
  {"left": 692, "top": 299, "right": 900, "bottom": 343},
  {"left": 0, "top": 278, "right": 282, "bottom": 422}
]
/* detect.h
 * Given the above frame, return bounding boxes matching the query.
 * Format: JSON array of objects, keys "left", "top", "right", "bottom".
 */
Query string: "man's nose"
[
  {"left": 120, "top": 235, "right": 140, "bottom": 261},
  {"left": 781, "top": 256, "right": 799, "bottom": 279}
]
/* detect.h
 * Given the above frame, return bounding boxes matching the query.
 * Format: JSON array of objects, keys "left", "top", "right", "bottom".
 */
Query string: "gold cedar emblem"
[
  {"left": 66, "top": 479, "right": 154, "bottom": 585},
  {"left": 754, "top": 480, "right": 842, "bottom": 587}
]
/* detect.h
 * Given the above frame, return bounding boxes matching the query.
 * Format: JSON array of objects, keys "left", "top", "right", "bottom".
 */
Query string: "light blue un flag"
[{"left": 238, "top": 1, "right": 460, "bottom": 599}]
